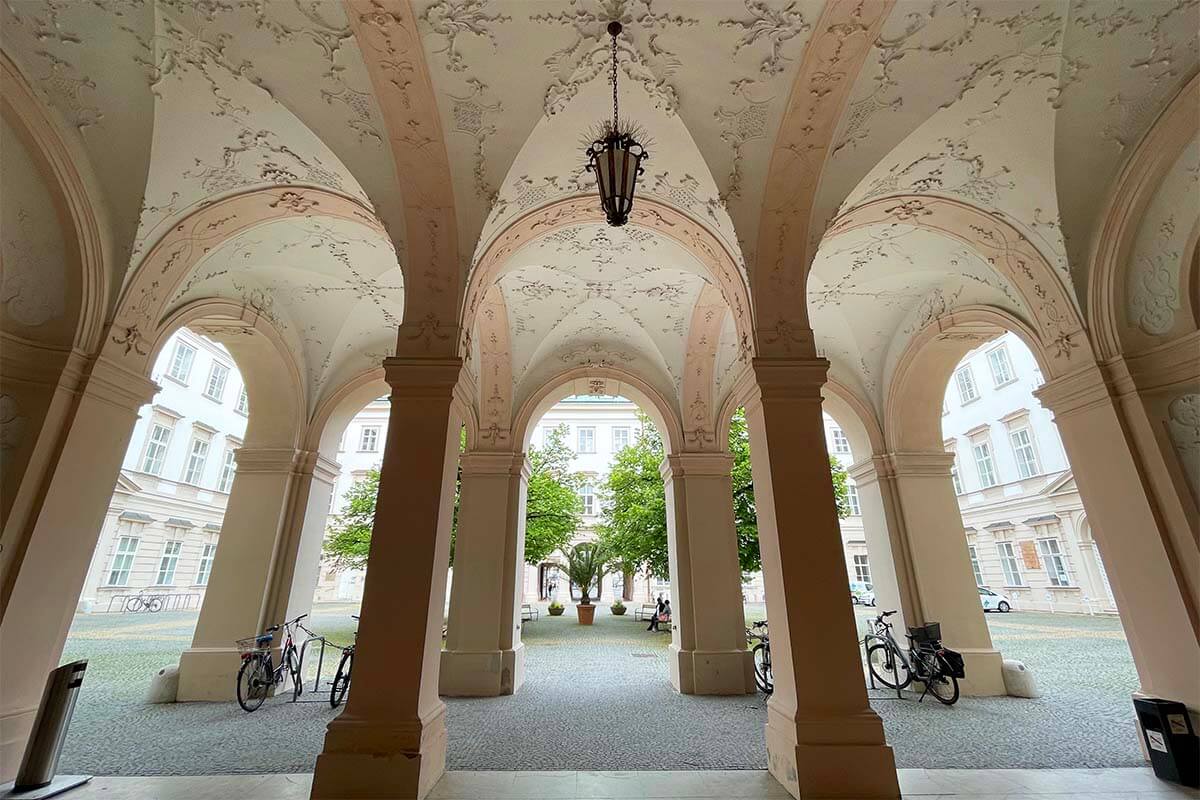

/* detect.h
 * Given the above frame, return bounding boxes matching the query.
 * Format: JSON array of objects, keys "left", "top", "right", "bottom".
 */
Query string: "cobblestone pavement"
[{"left": 56, "top": 603, "right": 1142, "bottom": 775}]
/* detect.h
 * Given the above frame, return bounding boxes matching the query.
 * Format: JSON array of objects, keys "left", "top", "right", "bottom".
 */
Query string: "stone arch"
[
  {"left": 827, "top": 195, "right": 1092, "bottom": 379},
  {"left": 884, "top": 305, "right": 1049, "bottom": 453},
  {"left": 103, "top": 186, "right": 385, "bottom": 375},
  {"left": 153, "top": 298, "right": 305, "bottom": 451},
  {"left": 822, "top": 377, "right": 885, "bottom": 462},
  {"left": 1088, "top": 73, "right": 1199, "bottom": 360},
  {"left": 461, "top": 196, "right": 755, "bottom": 363},
  {"left": 511, "top": 366, "right": 684, "bottom": 456}
]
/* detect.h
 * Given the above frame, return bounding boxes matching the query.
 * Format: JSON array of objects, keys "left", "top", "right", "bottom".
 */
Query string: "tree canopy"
[
  {"left": 597, "top": 409, "right": 851, "bottom": 580},
  {"left": 321, "top": 424, "right": 583, "bottom": 569}
]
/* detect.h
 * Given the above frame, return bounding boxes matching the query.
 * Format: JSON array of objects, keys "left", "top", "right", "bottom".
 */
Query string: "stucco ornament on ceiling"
[{"left": 1167, "top": 393, "right": 1200, "bottom": 506}]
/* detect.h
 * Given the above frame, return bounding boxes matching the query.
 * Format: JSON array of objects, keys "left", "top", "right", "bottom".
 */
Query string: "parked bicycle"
[
  {"left": 124, "top": 590, "right": 164, "bottom": 613},
  {"left": 864, "top": 611, "right": 963, "bottom": 705},
  {"left": 235, "top": 614, "right": 316, "bottom": 712},
  {"left": 330, "top": 615, "right": 358, "bottom": 708},
  {"left": 747, "top": 619, "right": 772, "bottom": 695}
]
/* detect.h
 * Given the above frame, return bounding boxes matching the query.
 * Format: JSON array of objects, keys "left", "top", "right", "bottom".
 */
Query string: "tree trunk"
[{"left": 623, "top": 568, "right": 634, "bottom": 601}]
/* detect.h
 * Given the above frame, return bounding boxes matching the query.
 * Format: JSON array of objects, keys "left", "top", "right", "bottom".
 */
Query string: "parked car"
[
  {"left": 849, "top": 581, "right": 875, "bottom": 605},
  {"left": 979, "top": 587, "right": 1012, "bottom": 612}
]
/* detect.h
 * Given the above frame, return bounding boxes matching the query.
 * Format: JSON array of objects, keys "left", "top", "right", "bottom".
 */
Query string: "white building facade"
[{"left": 78, "top": 329, "right": 249, "bottom": 612}]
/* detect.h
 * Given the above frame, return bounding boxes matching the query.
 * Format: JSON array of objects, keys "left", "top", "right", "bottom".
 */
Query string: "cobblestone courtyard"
[{"left": 56, "top": 603, "right": 1142, "bottom": 775}]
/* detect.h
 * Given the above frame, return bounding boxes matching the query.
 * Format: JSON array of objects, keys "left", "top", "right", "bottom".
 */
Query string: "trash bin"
[
  {"left": 9, "top": 660, "right": 92, "bottom": 796},
  {"left": 1134, "top": 696, "right": 1199, "bottom": 788}
]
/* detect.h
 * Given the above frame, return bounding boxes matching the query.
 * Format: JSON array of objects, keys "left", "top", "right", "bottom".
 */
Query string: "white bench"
[{"left": 520, "top": 603, "right": 538, "bottom": 622}]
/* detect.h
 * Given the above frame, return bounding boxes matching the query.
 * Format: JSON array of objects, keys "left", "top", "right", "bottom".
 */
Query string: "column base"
[
  {"left": 765, "top": 705, "right": 899, "bottom": 799},
  {"left": 954, "top": 648, "right": 1006, "bottom": 697},
  {"left": 670, "top": 645, "right": 755, "bottom": 695},
  {"left": 311, "top": 704, "right": 447, "bottom": 800},
  {"left": 176, "top": 647, "right": 245, "bottom": 702},
  {"left": 439, "top": 643, "right": 525, "bottom": 697}
]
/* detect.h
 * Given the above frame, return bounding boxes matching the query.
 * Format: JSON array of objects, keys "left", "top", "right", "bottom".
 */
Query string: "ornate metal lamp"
[{"left": 585, "top": 21, "right": 649, "bottom": 227}]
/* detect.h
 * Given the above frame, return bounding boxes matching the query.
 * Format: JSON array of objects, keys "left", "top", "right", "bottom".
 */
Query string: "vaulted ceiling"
[{"left": 3, "top": 0, "right": 1196, "bottom": 427}]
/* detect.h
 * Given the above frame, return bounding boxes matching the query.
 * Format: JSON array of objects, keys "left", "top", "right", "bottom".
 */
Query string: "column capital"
[
  {"left": 382, "top": 357, "right": 463, "bottom": 397},
  {"left": 1033, "top": 362, "right": 1114, "bottom": 419},
  {"left": 233, "top": 447, "right": 303, "bottom": 474},
  {"left": 459, "top": 450, "right": 527, "bottom": 478},
  {"left": 847, "top": 457, "right": 882, "bottom": 485},
  {"left": 295, "top": 450, "right": 341, "bottom": 484},
  {"left": 874, "top": 451, "right": 956, "bottom": 479},
  {"left": 750, "top": 357, "right": 830, "bottom": 399},
  {"left": 85, "top": 354, "right": 159, "bottom": 411},
  {"left": 660, "top": 451, "right": 734, "bottom": 481}
]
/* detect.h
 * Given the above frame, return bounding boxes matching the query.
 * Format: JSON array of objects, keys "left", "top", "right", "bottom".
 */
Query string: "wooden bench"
[{"left": 520, "top": 603, "right": 538, "bottom": 622}]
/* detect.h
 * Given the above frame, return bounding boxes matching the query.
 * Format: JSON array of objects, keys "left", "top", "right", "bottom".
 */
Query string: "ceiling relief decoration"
[
  {"left": 346, "top": 0, "right": 461, "bottom": 354},
  {"left": 680, "top": 285, "right": 728, "bottom": 450},
  {"left": 1126, "top": 134, "right": 1200, "bottom": 342},
  {"left": 0, "top": 117, "right": 70, "bottom": 339},
  {"left": 474, "top": 285, "right": 514, "bottom": 450},
  {"left": 1167, "top": 392, "right": 1200, "bottom": 506},
  {"left": 752, "top": 0, "right": 893, "bottom": 355}
]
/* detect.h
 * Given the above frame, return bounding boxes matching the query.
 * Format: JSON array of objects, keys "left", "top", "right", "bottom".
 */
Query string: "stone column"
[
  {"left": 847, "top": 458, "right": 920, "bottom": 635},
  {"left": 867, "top": 452, "right": 1005, "bottom": 696},
  {"left": 311, "top": 358, "right": 462, "bottom": 800},
  {"left": 1036, "top": 362, "right": 1200, "bottom": 715},
  {"left": 744, "top": 357, "right": 899, "bottom": 800},
  {"left": 0, "top": 355, "right": 156, "bottom": 782},
  {"left": 440, "top": 451, "right": 528, "bottom": 697},
  {"left": 177, "top": 447, "right": 311, "bottom": 700},
  {"left": 662, "top": 452, "right": 755, "bottom": 695}
]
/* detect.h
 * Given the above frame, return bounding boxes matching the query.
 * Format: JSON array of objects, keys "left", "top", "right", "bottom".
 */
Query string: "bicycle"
[
  {"left": 864, "top": 611, "right": 962, "bottom": 705},
  {"left": 125, "top": 590, "right": 164, "bottom": 613},
  {"left": 329, "top": 615, "right": 358, "bottom": 708},
  {"left": 746, "top": 619, "right": 772, "bottom": 695},
  {"left": 234, "top": 614, "right": 315, "bottom": 712}
]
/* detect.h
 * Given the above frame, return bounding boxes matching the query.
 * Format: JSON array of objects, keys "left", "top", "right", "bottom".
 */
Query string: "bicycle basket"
[
  {"left": 235, "top": 635, "right": 271, "bottom": 655},
  {"left": 907, "top": 622, "right": 941, "bottom": 644},
  {"left": 939, "top": 647, "right": 966, "bottom": 679}
]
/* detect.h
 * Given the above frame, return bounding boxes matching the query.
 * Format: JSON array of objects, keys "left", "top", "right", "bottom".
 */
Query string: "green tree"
[
  {"left": 322, "top": 468, "right": 379, "bottom": 571},
  {"left": 598, "top": 409, "right": 851, "bottom": 579},
  {"left": 523, "top": 424, "right": 584, "bottom": 565}
]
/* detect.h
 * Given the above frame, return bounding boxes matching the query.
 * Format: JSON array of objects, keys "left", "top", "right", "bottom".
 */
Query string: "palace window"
[
  {"left": 612, "top": 426, "right": 631, "bottom": 451},
  {"left": 846, "top": 483, "right": 861, "bottom": 516},
  {"left": 955, "top": 365, "right": 979, "bottom": 404},
  {"left": 972, "top": 440, "right": 998, "bottom": 488},
  {"left": 853, "top": 554, "right": 871, "bottom": 583},
  {"left": 217, "top": 448, "right": 237, "bottom": 493},
  {"left": 1038, "top": 538, "right": 1071, "bottom": 587},
  {"left": 987, "top": 345, "right": 1015, "bottom": 386},
  {"left": 1009, "top": 427, "right": 1040, "bottom": 479},
  {"left": 142, "top": 423, "right": 173, "bottom": 475},
  {"left": 107, "top": 536, "right": 140, "bottom": 586},
  {"left": 997, "top": 541, "right": 1024, "bottom": 586},
  {"left": 167, "top": 341, "right": 196, "bottom": 383},
  {"left": 359, "top": 426, "right": 380, "bottom": 452},
  {"left": 830, "top": 426, "right": 850, "bottom": 454},
  {"left": 155, "top": 540, "right": 183, "bottom": 585},
  {"left": 204, "top": 362, "right": 230, "bottom": 402},
  {"left": 577, "top": 426, "right": 596, "bottom": 454},
  {"left": 197, "top": 543, "right": 217, "bottom": 586},
  {"left": 950, "top": 452, "right": 965, "bottom": 494},
  {"left": 235, "top": 386, "right": 249, "bottom": 416},
  {"left": 182, "top": 437, "right": 210, "bottom": 485},
  {"left": 579, "top": 484, "right": 595, "bottom": 516},
  {"left": 968, "top": 544, "right": 984, "bottom": 586}
]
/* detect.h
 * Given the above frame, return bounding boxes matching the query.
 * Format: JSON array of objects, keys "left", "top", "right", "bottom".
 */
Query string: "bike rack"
[{"left": 295, "top": 634, "right": 349, "bottom": 701}]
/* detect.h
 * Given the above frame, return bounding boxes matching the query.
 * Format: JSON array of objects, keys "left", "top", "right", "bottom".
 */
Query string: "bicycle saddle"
[{"left": 255, "top": 633, "right": 274, "bottom": 645}]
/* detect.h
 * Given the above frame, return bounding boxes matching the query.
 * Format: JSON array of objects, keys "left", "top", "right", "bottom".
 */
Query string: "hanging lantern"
[{"left": 585, "top": 21, "right": 649, "bottom": 228}]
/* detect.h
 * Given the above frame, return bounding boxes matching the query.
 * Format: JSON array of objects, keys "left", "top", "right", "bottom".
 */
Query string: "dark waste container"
[
  {"left": 14, "top": 660, "right": 88, "bottom": 791},
  {"left": 1134, "top": 696, "right": 1199, "bottom": 788}
]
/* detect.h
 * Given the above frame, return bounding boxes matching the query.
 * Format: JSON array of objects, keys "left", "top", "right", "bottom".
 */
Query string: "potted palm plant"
[{"left": 564, "top": 542, "right": 606, "bottom": 625}]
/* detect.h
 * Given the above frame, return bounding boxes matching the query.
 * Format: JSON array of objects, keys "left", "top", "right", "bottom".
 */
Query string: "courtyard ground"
[{"left": 56, "top": 602, "right": 1142, "bottom": 775}]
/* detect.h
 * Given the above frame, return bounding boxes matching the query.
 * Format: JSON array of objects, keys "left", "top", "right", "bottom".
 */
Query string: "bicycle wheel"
[
  {"left": 147, "top": 597, "right": 163, "bottom": 612},
  {"left": 236, "top": 656, "right": 270, "bottom": 712},
  {"left": 330, "top": 648, "right": 353, "bottom": 708},
  {"left": 752, "top": 642, "right": 773, "bottom": 695},
  {"left": 866, "top": 643, "right": 911, "bottom": 690},
  {"left": 924, "top": 672, "right": 959, "bottom": 705},
  {"left": 125, "top": 596, "right": 143, "bottom": 613},
  {"left": 286, "top": 646, "right": 303, "bottom": 700}
]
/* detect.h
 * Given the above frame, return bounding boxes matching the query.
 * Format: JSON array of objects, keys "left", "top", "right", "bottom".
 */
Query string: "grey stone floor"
[{"left": 55, "top": 602, "right": 1143, "bottom": 775}]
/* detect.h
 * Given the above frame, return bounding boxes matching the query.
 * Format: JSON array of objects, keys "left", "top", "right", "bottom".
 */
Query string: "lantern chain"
[{"left": 611, "top": 29, "right": 619, "bottom": 132}]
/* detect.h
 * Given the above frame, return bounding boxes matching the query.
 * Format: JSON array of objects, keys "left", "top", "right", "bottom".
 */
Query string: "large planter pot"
[
  {"left": 576, "top": 603, "right": 597, "bottom": 625},
  {"left": 548, "top": 604, "right": 565, "bottom": 616},
  {"left": 610, "top": 605, "right": 627, "bottom": 616}
]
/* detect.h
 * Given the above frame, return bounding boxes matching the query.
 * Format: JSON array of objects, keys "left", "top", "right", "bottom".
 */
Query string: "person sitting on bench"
[{"left": 647, "top": 596, "right": 670, "bottom": 631}]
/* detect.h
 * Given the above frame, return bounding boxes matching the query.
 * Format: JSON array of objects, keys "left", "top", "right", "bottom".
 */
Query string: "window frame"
[
  {"left": 949, "top": 452, "right": 965, "bottom": 495},
  {"left": 972, "top": 439, "right": 998, "bottom": 488},
  {"left": 358, "top": 426, "right": 381, "bottom": 453},
  {"left": 196, "top": 542, "right": 217, "bottom": 586},
  {"left": 106, "top": 535, "right": 140, "bottom": 587},
  {"left": 579, "top": 484, "right": 595, "bottom": 516},
  {"left": 1009, "top": 426, "right": 1040, "bottom": 479},
  {"left": 967, "top": 544, "right": 984, "bottom": 586},
  {"left": 182, "top": 436, "right": 211, "bottom": 486},
  {"left": 142, "top": 422, "right": 174, "bottom": 475},
  {"left": 852, "top": 554, "right": 871, "bottom": 584},
  {"left": 166, "top": 341, "right": 196, "bottom": 384},
  {"left": 217, "top": 447, "right": 237, "bottom": 493},
  {"left": 235, "top": 386, "right": 249, "bottom": 416},
  {"left": 997, "top": 540, "right": 1025, "bottom": 587},
  {"left": 846, "top": 483, "right": 861, "bottom": 516},
  {"left": 955, "top": 365, "right": 980, "bottom": 404},
  {"left": 612, "top": 426, "right": 631, "bottom": 451},
  {"left": 1037, "top": 537, "right": 1071, "bottom": 587},
  {"left": 155, "top": 540, "right": 183, "bottom": 586},
  {"left": 830, "top": 426, "right": 851, "bottom": 454},
  {"left": 986, "top": 345, "right": 1015, "bottom": 387},
  {"left": 577, "top": 426, "right": 596, "bottom": 454},
  {"left": 203, "top": 361, "right": 231, "bottom": 403}
]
